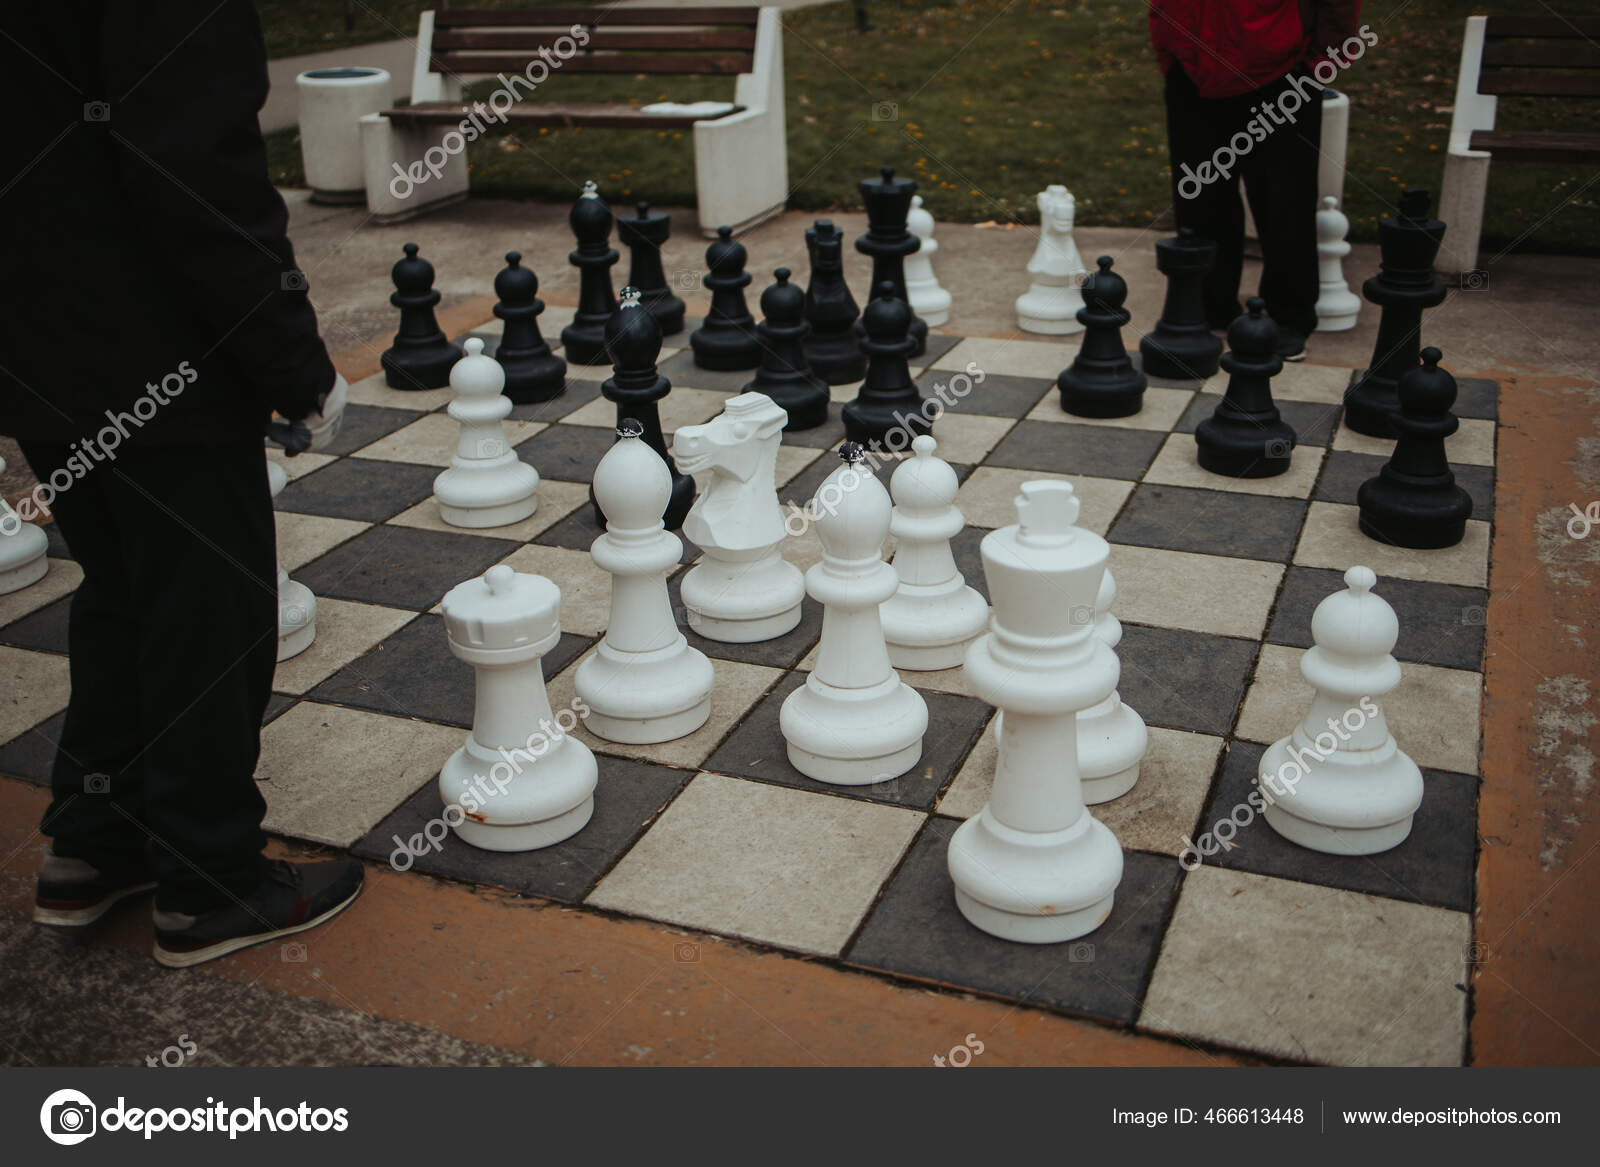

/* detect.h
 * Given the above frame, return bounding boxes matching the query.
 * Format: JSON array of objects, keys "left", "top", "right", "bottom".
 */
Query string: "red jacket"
[{"left": 1150, "top": 0, "right": 1363, "bottom": 98}]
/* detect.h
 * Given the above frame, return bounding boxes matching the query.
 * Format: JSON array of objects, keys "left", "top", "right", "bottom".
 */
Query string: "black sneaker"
[
  {"left": 152, "top": 858, "right": 364, "bottom": 968},
  {"left": 34, "top": 848, "right": 157, "bottom": 926},
  {"left": 1276, "top": 331, "right": 1308, "bottom": 362}
]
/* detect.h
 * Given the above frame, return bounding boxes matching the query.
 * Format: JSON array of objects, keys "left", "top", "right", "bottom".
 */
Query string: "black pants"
[
  {"left": 21, "top": 439, "right": 276, "bottom": 913},
  {"left": 1164, "top": 64, "right": 1324, "bottom": 337}
]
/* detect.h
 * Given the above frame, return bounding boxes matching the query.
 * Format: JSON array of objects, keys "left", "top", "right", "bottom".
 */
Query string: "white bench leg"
[
  {"left": 1438, "top": 150, "right": 1490, "bottom": 276},
  {"left": 693, "top": 7, "right": 787, "bottom": 235},
  {"left": 359, "top": 112, "right": 469, "bottom": 223}
]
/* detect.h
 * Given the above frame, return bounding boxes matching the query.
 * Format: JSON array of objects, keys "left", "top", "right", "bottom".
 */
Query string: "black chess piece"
[
  {"left": 742, "top": 268, "right": 829, "bottom": 430},
  {"left": 491, "top": 252, "right": 566, "bottom": 404},
  {"left": 854, "top": 167, "right": 928, "bottom": 357},
  {"left": 560, "top": 181, "right": 619, "bottom": 365},
  {"left": 1139, "top": 228, "right": 1223, "bottom": 381},
  {"left": 380, "top": 243, "right": 462, "bottom": 390},
  {"left": 1357, "top": 347, "right": 1472, "bottom": 548},
  {"left": 842, "top": 282, "right": 932, "bottom": 450},
  {"left": 802, "top": 219, "right": 866, "bottom": 384},
  {"left": 591, "top": 288, "right": 696, "bottom": 531},
  {"left": 1194, "top": 298, "right": 1297, "bottom": 478},
  {"left": 1347, "top": 187, "right": 1448, "bottom": 438},
  {"left": 1057, "top": 256, "right": 1147, "bottom": 418},
  {"left": 689, "top": 225, "right": 762, "bottom": 371},
  {"left": 617, "top": 201, "right": 685, "bottom": 336}
]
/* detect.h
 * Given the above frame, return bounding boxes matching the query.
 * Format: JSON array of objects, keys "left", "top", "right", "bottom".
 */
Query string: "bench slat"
[
  {"left": 433, "top": 28, "right": 758, "bottom": 52},
  {"left": 1483, "top": 40, "right": 1600, "bottom": 69},
  {"left": 385, "top": 101, "right": 741, "bottom": 130},
  {"left": 1478, "top": 68, "right": 1600, "bottom": 96},
  {"left": 1482, "top": 17, "right": 1600, "bottom": 39},
  {"left": 1468, "top": 129, "right": 1600, "bottom": 164},
  {"left": 435, "top": 7, "right": 762, "bottom": 28},
  {"left": 432, "top": 51, "right": 750, "bottom": 75}
]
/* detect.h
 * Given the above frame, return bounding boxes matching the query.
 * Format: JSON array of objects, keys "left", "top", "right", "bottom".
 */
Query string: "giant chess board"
[{"left": 0, "top": 310, "right": 1497, "bottom": 1066}]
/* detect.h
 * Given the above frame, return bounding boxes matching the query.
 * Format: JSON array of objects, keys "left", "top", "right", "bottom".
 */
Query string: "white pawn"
[
  {"left": 881, "top": 435, "right": 986, "bottom": 670},
  {"left": 1076, "top": 562, "right": 1147, "bottom": 803},
  {"left": 1261, "top": 566, "right": 1424, "bottom": 854},
  {"left": 672, "top": 392, "right": 804, "bottom": 642},
  {"left": 1015, "top": 185, "right": 1086, "bottom": 335},
  {"left": 780, "top": 444, "right": 927, "bottom": 784},
  {"left": 438, "top": 564, "right": 597, "bottom": 850},
  {"left": 905, "top": 195, "right": 952, "bottom": 328},
  {"left": 0, "top": 455, "right": 48, "bottom": 596},
  {"left": 576, "top": 421, "right": 714, "bottom": 743},
  {"left": 1314, "top": 196, "right": 1361, "bottom": 332},
  {"left": 267, "top": 454, "right": 316, "bottom": 661},
  {"left": 949, "top": 480, "right": 1123, "bottom": 943},
  {"left": 434, "top": 337, "right": 540, "bottom": 527}
]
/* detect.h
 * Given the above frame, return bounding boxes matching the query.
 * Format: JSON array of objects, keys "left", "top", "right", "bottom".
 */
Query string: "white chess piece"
[
  {"left": 780, "top": 444, "right": 928, "bottom": 784},
  {"left": 575, "top": 421, "right": 714, "bottom": 743},
  {"left": 1260, "top": 566, "right": 1424, "bottom": 854},
  {"left": 1076, "top": 563, "right": 1147, "bottom": 803},
  {"left": 1314, "top": 196, "right": 1361, "bottom": 332},
  {"left": 881, "top": 435, "right": 986, "bottom": 670},
  {"left": 1015, "top": 185, "right": 1086, "bottom": 335},
  {"left": 438, "top": 564, "right": 598, "bottom": 850},
  {"left": 267, "top": 455, "right": 316, "bottom": 661},
  {"left": 672, "top": 392, "right": 804, "bottom": 642},
  {"left": 948, "top": 480, "right": 1123, "bottom": 943},
  {"left": 0, "top": 455, "right": 48, "bottom": 596},
  {"left": 905, "top": 195, "right": 952, "bottom": 328},
  {"left": 433, "top": 337, "right": 540, "bottom": 527}
]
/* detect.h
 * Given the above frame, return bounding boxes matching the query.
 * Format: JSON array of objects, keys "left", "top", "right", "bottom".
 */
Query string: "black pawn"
[
  {"left": 1347, "top": 187, "right": 1448, "bottom": 438},
  {"left": 1195, "top": 298, "right": 1296, "bottom": 478},
  {"left": 842, "top": 282, "right": 932, "bottom": 451},
  {"left": 802, "top": 219, "right": 866, "bottom": 384},
  {"left": 491, "top": 252, "right": 566, "bottom": 404},
  {"left": 1057, "top": 256, "right": 1147, "bottom": 418},
  {"left": 854, "top": 167, "right": 927, "bottom": 357},
  {"left": 1357, "top": 347, "right": 1472, "bottom": 548},
  {"left": 742, "top": 268, "right": 829, "bottom": 430},
  {"left": 1139, "top": 228, "right": 1223, "bottom": 381},
  {"left": 560, "top": 182, "right": 619, "bottom": 365},
  {"left": 591, "top": 290, "right": 696, "bottom": 531},
  {"left": 618, "top": 201, "right": 685, "bottom": 336},
  {"left": 381, "top": 243, "right": 462, "bottom": 390},
  {"left": 690, "top": 225, "right": 762, "bottom": 371}
]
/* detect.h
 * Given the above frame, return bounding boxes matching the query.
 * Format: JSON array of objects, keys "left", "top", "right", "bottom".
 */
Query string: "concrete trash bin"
[{"left": 297, "top": 66, "right": 393, "bottom": 204}]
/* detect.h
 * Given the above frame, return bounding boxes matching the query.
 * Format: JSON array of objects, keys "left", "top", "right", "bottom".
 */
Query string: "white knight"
[{"left": 1015, "top": 185, "right": 1087, "bottom": 335}]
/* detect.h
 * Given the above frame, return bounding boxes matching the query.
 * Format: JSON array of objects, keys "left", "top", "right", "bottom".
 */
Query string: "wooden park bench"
[
  {"left": 1438, "top": 15, "right": 1600, "bottom": 274},
  {"left": 360, "top": 6, "right": 786, "bottom": 233}
]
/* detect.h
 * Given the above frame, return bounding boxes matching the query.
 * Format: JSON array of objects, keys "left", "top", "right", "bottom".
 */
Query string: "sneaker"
[
  {"left": 152, "top": 858, "right": 364, "bottom": 969},
  {"left": 34, "top": 848, "right": 157, "bottom": 926},
  {"left": 1276, "top": 331, "right": 1308, "bottom": 362}
]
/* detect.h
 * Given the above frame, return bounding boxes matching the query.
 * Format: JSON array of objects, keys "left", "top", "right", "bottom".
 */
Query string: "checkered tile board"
[{"left": 0, "top": 308, "right": 1496, "bottom": 1067}]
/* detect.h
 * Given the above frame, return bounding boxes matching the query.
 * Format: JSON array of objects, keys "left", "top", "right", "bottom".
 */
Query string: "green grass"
[{"left": 262, "top": 0, "right": 1600, "bottom": 255}]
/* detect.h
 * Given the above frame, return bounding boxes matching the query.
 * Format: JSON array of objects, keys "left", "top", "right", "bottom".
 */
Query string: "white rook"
[
  {"left": 576, "top": 422, "right": 714, "bottom": 743},
  {"left": 949, "top": 480, "right": 1123, "bottom": 943},
  {"left": 1261, "top": 566, "right": 1424, "bottom": 854},
  {"left": 439, "top": 564, "right": 597, "bottom": 850}
]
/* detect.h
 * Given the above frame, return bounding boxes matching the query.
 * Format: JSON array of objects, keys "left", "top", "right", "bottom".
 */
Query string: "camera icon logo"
[
  {"left": 670, "top": 269, "right": 700, "bottom": 291},
  {"left": 1458, "top": 270, "right": 1488, "bottom": 292},
  {"left": 1265, "top": 438, "right": 1292, "bottom": 460},
  {"left": 673, "top": 941, "right": 700, "bottom": 963},
  {"left": 1068, "top": 941, "right": 1095, "bottom": 963},
  {"left": 871, "top": 100, "right": 899, "bottom": 122},
  {"left": 84, "top": 772, "right": 111, "bottom": 795},
  {"left": 83, "top": 101, "right": 111, "bottom": 123},
  {"left": 281, "top": 942, "right": 308, "bottom": 962},
  {"left": 40, "top": 1088, "right": 97, "bottom": 1145},
  {"left": 281, "top": 269, "right": 308, "bottom": 292}
]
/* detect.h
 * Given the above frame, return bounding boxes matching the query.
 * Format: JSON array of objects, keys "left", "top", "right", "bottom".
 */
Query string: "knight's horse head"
[{"left": 672, "top": 393, "right": 788, "bottom": 483}]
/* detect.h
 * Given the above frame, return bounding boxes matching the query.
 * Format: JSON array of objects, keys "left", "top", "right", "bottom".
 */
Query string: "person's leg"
[
  {"left": 1165, "top": 64, "right": 1246, "bottom": 329},
  {"left": 20, "top": 442, "right": 149, "bottom": 870},
  {"left": 1242, "top": 72, "right": 1324, "bottom": 340},
  {"left": 93, "top": 441, "right": 278, "bottom": 913}
]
